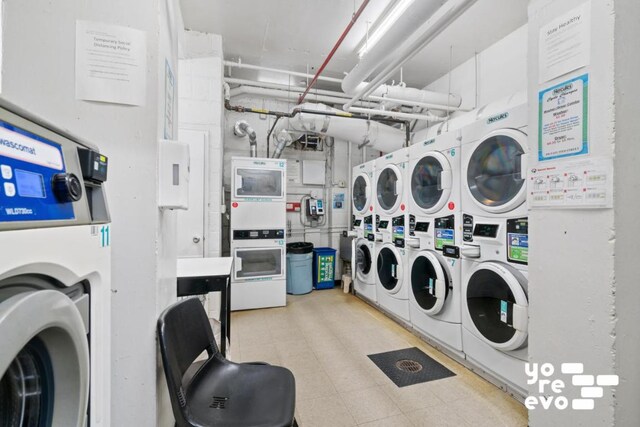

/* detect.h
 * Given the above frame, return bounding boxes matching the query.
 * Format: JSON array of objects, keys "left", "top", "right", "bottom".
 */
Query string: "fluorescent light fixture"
[{"left": 358, "top": 0, "right": 416, "bottom": 58}]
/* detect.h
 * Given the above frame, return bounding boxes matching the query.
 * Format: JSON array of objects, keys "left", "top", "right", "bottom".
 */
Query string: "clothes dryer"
[{"left": 0, "top": 105, "right": 111, "bottom": 426}]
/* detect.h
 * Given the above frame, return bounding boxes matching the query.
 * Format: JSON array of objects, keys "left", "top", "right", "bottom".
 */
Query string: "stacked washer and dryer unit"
[
  {"left": 373, "top": 149, "right": 411, "bottom": 326},
  {"left": 407, "top": 117, "right": 470, "bottom": 359},
  {"left": 0, "top": 104, "right": 111, "bottom": 426},
  {"left": 459, "top": 92, "right": 530, "bottom": 398},
  {"left": 351, "top": 160, "right": 377, "bottom": 304}
]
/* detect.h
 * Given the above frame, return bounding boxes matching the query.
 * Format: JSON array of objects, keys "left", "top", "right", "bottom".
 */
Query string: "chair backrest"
[{"left": 157, "top": 298, "right": 219, "bottom": 423}]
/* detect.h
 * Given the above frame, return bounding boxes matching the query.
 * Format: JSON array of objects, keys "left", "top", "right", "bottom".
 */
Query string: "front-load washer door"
[
  {"left": 0, "top": 290, "right": 90, "bottom": 427},
  {"left": 465, "top": 262, "right": 528, "bottom": 351},
  {"left": 355, "top": 241, "right": 373, "bottom": 283},
  {"left": 411, "top": 152, "right": 452, "bottom": 215},
  {"left": 352, "top": 173, "right": 372, "bottom": 215},
  {"left": 377, "top": 165, "right": 403, "bottom": 215},
  {"left": 377, "top": 245, "right": 403, "bottom": 295},
  {"left": 411, "top": 251, "right": 449, "bottom": 316},
  {"left": 466, "top": 129, "right": 527, "bottom": 213}
]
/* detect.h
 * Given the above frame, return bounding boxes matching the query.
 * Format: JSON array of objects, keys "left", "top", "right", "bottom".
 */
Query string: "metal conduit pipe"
[
  {"left": 233, "top": 120, "right": 258, "bottom": 157},
  {"left": 230, "top": 85, "right": 372, "bottom": 107},
  {"left": 344, "top": 0, "right": 478, "bottom": 111},
  {"left": 224, "top": 60, "right": 343, "bottom": 84}
]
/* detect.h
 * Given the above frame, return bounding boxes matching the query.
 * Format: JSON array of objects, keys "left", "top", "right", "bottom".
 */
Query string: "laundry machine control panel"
[
  {"left": 0, "top": 108, "right": 108, "bottom": 228},
  {"left": 434, "top": 215, "right": 455, "bottom": 250},
  {"left": 506, "top": 217, "right": 528, "bottom": 265},
  {"left": 364, "top": 215, "right": 374, "bottom": 241},
  {"left": 233, "top": 229, "right": 285, "bottom": 239},
  {"left": 391, "top": 215, "right": 405, "bottom": 248}
]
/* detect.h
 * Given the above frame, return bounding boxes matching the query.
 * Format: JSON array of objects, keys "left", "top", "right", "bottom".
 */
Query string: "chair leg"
[{"left": 292, "top": 417, "right": 299, "bottom": 427}]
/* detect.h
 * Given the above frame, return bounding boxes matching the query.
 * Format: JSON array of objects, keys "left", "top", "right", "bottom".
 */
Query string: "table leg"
[
  {"left": 226, "top": 277, "right": 231, "bottom": 350},
  {"left": 220, "top": 282, "right": 227, "bottom": 357}
]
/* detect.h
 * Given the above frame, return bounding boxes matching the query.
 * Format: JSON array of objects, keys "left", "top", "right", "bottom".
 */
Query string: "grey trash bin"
[{"left": 286, "top": 242, "right": 314, "bottom": 295}]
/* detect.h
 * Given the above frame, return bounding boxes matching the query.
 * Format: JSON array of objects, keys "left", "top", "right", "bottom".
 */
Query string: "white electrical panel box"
[
  {"left": 158, "top": 139, "right": 190, "bottom": 210},
  {"left": 302, "top": 160, "right": 326, "bottom": 185}
]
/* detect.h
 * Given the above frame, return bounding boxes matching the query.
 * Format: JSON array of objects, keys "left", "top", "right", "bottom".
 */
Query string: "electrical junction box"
[
  {"left": 302, "top": 160, "right": 326, "bottom": 185},
  {"left": 158, "top": 139, "right": 189, "bottom": 210}
]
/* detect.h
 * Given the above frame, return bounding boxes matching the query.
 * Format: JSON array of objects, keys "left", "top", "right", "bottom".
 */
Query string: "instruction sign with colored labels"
[
  {"left": 538, "top": 74, "right": 589, "bottom": 161},
  {"left": 435, "top": 229, "right": 454, "bottom": 250},
  {"left": 507, "top": 233, "right": 528, "bottom": 264},
  {"left": 317, "top": 254, "right": 334, "bottom": 283},
  {"left": 528, "top": 155, "right": 613, "bottom": 209}
]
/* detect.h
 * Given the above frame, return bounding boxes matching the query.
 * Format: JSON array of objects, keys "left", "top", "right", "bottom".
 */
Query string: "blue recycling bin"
[
  {"left": 286, "top": 242, "right": 314, "bottom": 295},
  {"left": 313, "top": 247, "right": 337, "bottom": 290}
]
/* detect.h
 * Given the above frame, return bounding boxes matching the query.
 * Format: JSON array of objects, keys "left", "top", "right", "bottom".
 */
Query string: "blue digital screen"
[{"left": 15, "top": 169, "right": 45, "bottom": 198}]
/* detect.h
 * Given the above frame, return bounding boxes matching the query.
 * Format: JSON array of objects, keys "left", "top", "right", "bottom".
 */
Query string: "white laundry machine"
[
  {"left": 407, "top": 123, "right": 464, "bottom": 356},
  {"left": 459, "top": 93, "right": 529, "bottom": 398},
  {"left": 230, "top": 157, "right": 287, "bottom": 310},
  {"left": 351, "top": 160, "right": 376, "bottom": 303},
  {"left": 0, "top": 105, "right": 111, "bottom": 426},
  {"left": 374, "top": 149, "right": 410, "bottom": 324}
]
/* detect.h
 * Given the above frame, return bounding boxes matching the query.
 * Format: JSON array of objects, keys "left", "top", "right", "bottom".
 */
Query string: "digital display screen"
[
  {"left": 435, "top": 215, "right": 455, "bottom": 230},
  {"left": 473, "top": 223, "right": 500, "bottom": 238},
  {"left": 415, "top": 222, "right": 430, "bottom": 232},
  {"left": 15, "top": 169, "right": 45, "bottom": 198},
  {"left": 379, "top": 220, "right": 389, "bottom": 229}
]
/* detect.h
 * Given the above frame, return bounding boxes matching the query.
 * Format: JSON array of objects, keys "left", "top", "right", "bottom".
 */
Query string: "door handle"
[{"left": 193, "top": 236, "right": 201, "bottom": 243}]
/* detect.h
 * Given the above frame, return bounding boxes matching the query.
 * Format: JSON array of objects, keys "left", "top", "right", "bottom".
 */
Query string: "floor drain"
[{"left": 395, "top": 359, "right": 423, "bottom": 373}]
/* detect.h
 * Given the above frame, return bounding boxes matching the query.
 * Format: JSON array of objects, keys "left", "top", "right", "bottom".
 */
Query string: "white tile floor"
[{"left": 228, "top": 289, "right": 528, "bottom": 427}]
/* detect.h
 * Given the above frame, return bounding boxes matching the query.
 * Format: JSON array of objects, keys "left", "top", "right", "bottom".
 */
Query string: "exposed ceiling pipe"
[
  {"left": 225, "top": 77, "right": 352, "bottom": 99},
  {"left": 344, "top": 0, "right": 478, "bottom": 111},
  {"left": 233, "top": 120, "right": 258, "bottom": 157},
  {"left": 224, "top": 59, "right": 342, "bottom": 84},
  {"left": 342, "top": 0, "right": 446, "bottom": 95},
  {"left": 272, "top": 103, "right": 407, "bottom": 155},
  {"left": 348, "top": 106, "right": 446, "bottom": 122},
  {"left": 230, "top": 85, "right": 373, "bottom": 107},
  {"left": 297, "top": 0, "right": 370, "bottom": 104},
  {"left": 368, "top": 95, "right": 468, "bottom": 112}
]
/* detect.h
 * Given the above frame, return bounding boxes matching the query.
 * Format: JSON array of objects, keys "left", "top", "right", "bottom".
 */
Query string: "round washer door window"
[
  {"left": 356, "top": 243, "right": 372, "bottom": 277},
  {"left": 377, "top": 246, "right": 402, "bottom": 293},
  {"left": 411, "top": 251, "right": 449, "bottom": 315},
  {"left": 466, "top": 130, "right": 526, "bottom": 212},
  {"left": 377, "top": 166, "right": 401, "bottom": 213},
  {"left": 465, "top": 263, "right": 528, "bottom": 351},
  {"left": 411, "top": 154, "right": 450, "bottom": 214},
  {"left": 0, "top": 290, "right": 90, "bottom": 427},
  {"left": 352, "top": 174, "right": 370, "bottom": 214}
]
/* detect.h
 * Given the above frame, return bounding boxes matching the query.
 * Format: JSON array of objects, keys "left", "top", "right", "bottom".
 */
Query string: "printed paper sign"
[
  {"left": 539, "top": 2, "right": 591, "bottom": 83},
  {"left": 76, "top": 20, "right": 147, "bottom": 106},
  {"left": 538, "top": 74, "right": 589, "bottom": 161}
]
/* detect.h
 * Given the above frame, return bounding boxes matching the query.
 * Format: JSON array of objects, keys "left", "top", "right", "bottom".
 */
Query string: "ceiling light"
[{"left": 358, "top": 0, "right": 416, "bottom": 58}]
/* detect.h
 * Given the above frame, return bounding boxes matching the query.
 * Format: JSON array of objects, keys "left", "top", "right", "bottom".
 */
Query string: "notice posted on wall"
[
  {"left": 333, "top": 193, "right": 345, "bottom": 209},
  {"left": 75, "top": 20, "right": 147, "bottom": 106},
  {"left": 528, "top": 156, "right": 612, "bottom": 209},
  {"left": 538, "top": 74, "right": 588, "bottom": 161},
  {"left": 538, "top": 2, "right": 591, "bottom": 83},
  {"left": 287, "top": 159, "right": 301, "bottom": 184}
]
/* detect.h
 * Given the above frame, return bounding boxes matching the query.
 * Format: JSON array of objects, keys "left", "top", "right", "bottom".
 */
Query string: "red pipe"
[{"left": 297, "top": 0, "right": 370, "bottom": 104}]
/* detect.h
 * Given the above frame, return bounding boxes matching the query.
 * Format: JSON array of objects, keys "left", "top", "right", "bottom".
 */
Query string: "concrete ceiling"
[{"left": 180, "top": 0, "right": 527, "bottom": 91}]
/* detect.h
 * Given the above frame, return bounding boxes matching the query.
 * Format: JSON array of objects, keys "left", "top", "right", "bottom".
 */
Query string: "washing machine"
[
  {"left": 0, "top": 105, "right": 111, "bottom": 426},
  {"left": 407, "top": 123, "right": 464, "bottom": 356},
  {"left": 459, "top": 93, "right": 529, "bottom": 398},
  {"left": 374, "top": 148, "right": 410, "bottom": 323},
  {"left": 351, "top": 160, "right": 376, "bottom": 303}
]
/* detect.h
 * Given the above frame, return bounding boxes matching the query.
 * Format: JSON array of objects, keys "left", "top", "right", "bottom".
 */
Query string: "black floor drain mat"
[{"left": 368, "top": 347, "right": 455, "bottom": 387}]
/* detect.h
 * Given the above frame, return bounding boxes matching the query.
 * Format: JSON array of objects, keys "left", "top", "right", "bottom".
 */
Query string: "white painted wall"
[
  {"left": 527, "top": 1, "right": 616, "bottom": 426},
  {"left": 426, "top": 24, "right": 528, "bottom": 112},
  {"left": 1, "top": 1, "right": 182, "bottom": 425}
]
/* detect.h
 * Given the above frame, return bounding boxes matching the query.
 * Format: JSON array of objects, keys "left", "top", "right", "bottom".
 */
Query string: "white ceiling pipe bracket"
[
  {"left": 224, "top": 60, "right": 342, "bottom": 84},
  {"left": 344, "top": 0, "right": 478, "bottom": 111}
]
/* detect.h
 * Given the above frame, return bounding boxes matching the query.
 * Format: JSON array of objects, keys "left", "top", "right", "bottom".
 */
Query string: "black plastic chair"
[{"left": 158, "top": 298, "right": 297, "bottom": 427}]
